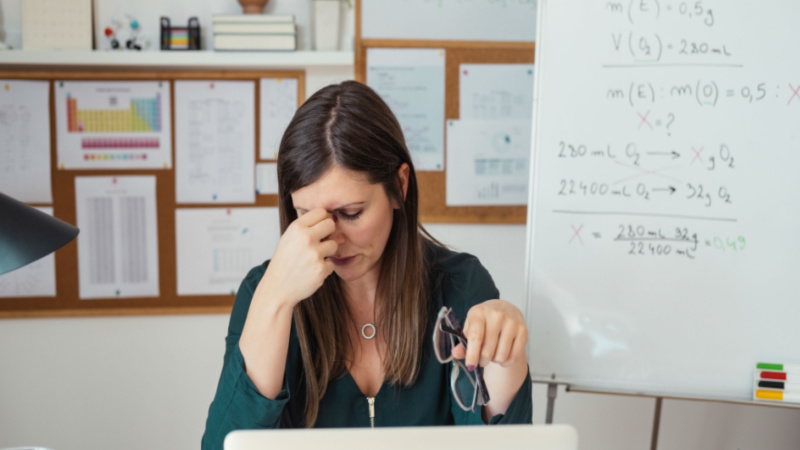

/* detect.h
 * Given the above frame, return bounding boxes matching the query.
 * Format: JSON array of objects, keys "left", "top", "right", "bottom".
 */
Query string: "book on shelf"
[
  {"left": 213, "top": 33, "right": 297, "bottom": 51},
  {"left": 212, "top": 13, "right": 295, "bottom": 24},
  {"left": 212, "top": 23, "right": 296, "bottom": 34}
]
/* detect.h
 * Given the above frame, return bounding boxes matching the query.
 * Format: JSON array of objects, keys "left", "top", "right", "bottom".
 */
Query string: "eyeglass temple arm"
[
  {"left": 439, "top": 322, "right": 492, "bottom": 406},
  {"left": 439, "top": 323, "right": 468, "bottom": 347}
]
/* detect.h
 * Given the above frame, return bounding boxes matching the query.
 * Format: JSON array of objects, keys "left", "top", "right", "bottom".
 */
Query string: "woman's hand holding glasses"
[
  {"left": 433, "top": 300, "right": 528, "bottom": 417},
  {"left": 453, "top": 300, "right": 528, "bottom": 371}
]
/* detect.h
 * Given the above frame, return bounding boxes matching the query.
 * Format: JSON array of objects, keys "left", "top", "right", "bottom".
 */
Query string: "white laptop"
[{"left": 224, "top": 424, "right": 578, "bottom": 450}]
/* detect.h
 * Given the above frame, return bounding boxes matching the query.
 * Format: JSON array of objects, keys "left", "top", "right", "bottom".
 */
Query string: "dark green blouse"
[{"left": 202, "top": 242, "right": 532, "bottom": 450}]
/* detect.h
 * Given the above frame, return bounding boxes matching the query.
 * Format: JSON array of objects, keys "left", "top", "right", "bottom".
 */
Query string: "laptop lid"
[{"left": 224, "top": 424, "right": 578, "bottom": 450}]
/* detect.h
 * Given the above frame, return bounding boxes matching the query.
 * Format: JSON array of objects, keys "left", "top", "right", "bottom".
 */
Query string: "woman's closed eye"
[{"left": 337, "top": 210, "right": 362, "bottom": 221}]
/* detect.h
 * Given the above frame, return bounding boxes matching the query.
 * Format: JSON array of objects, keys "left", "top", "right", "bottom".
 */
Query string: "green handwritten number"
[{"left": 713, "top": 236, "right": 746, "bottom": 252}]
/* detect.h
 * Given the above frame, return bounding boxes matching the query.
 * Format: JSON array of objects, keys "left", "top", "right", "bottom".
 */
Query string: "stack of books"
[{"left": 212, "top": 13, "right": 296, "bottom": 51}]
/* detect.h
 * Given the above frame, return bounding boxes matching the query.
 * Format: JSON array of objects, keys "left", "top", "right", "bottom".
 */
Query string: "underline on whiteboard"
[
  {"left": 613, "top": 238, "right": 698, "bottom": 243},
  {"left": 552, "top": 210, "right": 738, "bottom": 222},
  {"left": 601, "top": 63, "right": 744, "bottom": 68}
]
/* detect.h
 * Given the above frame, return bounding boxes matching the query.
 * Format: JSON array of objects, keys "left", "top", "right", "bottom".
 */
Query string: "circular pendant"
[{"left": 361, "top": 323, "right": 376, "bottom": 340}]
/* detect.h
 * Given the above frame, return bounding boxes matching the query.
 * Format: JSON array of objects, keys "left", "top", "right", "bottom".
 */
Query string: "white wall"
[
  {"left": 0, "top": 0, "right": 21, "bottom": 49},
  {"left": 0, "top": 314, "right": 227, "bottom": 450}
]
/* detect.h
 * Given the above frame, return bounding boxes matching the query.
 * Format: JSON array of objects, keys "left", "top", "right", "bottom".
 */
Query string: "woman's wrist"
[
  {"left": 481, "top": 356, "right": 529, "bottom": 421},
  {"left": 252, "top": 284, "right": 297, "bottom": 315}
]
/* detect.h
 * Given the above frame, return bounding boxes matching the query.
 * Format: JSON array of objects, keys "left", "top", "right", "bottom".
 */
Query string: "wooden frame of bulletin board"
[
  {"left": 0, "top": 68, "right": 305, "bottom": 318},
  {"left": 355, "top": 0, "right": 535, "bottom": 224}
]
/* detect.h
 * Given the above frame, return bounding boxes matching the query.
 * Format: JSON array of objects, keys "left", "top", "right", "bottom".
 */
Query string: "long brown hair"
[{"left": 277, "top": 81, "right": 431, "bottom": 427}]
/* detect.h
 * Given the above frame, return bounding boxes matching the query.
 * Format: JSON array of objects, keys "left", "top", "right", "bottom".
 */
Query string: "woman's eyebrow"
[
  {"left": 295, "top": 201, "right": 366, "bottom": 213},
  {"left": 331, "top": 201, "right": 366, "bottom": 211}
]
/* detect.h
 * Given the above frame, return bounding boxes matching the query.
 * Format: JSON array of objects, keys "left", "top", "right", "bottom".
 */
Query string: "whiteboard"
[
  {"left": 361, "top": 0, "right": 537, "bottom": 42},
  {"left": 526, "top": 0, "right": 800, "bottom": 402}
]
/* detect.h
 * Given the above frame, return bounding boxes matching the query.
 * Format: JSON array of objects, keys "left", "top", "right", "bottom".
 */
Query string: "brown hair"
[{"left": 277, "top": 81, "right": 432, "bottom": 427}]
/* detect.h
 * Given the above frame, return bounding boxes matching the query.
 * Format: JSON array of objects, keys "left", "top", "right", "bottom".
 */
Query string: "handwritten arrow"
[
  {"left": 652, "top": 186, "right": 677, "bottom": 194},
  {"left": 646, "top": 151, "right": 680, "bottom": 159}
]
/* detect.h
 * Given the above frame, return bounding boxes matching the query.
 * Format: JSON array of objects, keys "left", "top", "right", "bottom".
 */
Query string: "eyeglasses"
[{"left": 432, "top": 306, "right": 490, "bottom": 412}]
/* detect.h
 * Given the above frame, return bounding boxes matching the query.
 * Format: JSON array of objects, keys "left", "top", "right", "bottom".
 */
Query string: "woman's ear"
[
  {"left": 392, "top": 163, "right": 410, "bottom": 209},
  {"left": 399, "top": 162, "right": 410, "bottom": 201}
]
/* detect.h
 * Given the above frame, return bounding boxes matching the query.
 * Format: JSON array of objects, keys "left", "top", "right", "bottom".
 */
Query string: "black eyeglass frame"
[{"left": 432, "top": 306, "right": 491, "bottom": 412}]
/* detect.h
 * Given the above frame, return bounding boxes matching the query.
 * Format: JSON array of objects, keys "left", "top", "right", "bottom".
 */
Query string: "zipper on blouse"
[{"left": 367, "top": 396, "right": 375, "bottom": 428}]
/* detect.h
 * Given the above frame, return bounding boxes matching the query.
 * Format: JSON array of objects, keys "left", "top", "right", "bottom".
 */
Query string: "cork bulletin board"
[
  {"left": 355, "top": 0, "right": 536, "bottom": 224},
  {"left": 0, "top": 68, "right": 305, "bottom": 318}
]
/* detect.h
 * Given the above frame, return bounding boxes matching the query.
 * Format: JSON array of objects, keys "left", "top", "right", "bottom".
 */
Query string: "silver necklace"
[{"left": 361, "top": 323, "right": 376, "bottom": 340}]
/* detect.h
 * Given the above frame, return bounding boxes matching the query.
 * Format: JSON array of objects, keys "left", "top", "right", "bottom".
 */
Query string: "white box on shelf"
[
  {"left": 312, "top": 0, "right": 341, "bottom": 51},
  {"left": 22, "top": 0, "right": 92, "bottom": 50}
]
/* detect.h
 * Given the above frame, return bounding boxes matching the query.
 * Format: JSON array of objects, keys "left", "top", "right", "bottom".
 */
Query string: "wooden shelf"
[{"left": 0, "top": 50, "right": 354, "bottom": 70}]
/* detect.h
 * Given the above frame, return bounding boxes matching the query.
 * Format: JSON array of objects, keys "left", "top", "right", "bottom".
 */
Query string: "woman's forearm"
[
  {"left": 481, "top": 356, "right": 529, "bottom": 422},
  {"left": 238, "top": 287, "right": 295, "bottom": 400}
]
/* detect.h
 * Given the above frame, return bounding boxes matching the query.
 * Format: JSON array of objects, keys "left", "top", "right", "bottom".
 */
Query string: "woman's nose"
[
  {"left": 330, "top": 218, "right": 346, "bottom": 244},
  {"left": 334, "top": 233, "right": 346, "bottom": 245}
]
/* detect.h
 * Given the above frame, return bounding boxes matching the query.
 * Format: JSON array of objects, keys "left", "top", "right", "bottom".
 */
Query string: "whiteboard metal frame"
[{"left": 566, "top": 385, "right": 800, "bottom": 410}]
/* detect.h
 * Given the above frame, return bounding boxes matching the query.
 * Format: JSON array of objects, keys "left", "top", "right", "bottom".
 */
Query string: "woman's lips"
[{"left": 330, "top": 255, "right": 356, "bottom": 266}]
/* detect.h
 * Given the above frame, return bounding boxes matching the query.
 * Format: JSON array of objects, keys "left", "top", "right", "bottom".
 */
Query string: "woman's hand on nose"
[{"left": 257, "top": 208, "right": 338, "bottom": 307}]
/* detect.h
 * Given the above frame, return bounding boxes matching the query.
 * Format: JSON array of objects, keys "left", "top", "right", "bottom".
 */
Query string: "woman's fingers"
[
  {"left": 318, "top": 239, "right": 339, "bottom": 258},
  {"left": 459, "top": 300, "right": 529, "bottom": 370},
  {"left": 493, "top": 322, "right": 515, "bottom": 367},
  {"left": 309, "top": 216, "right": 336, "bottom": 241},
  {"left": 323, "top": 258, "right": 336, "bottom": 278},
  {"left": 451, "top": 343, "right": 466, "bottom": 360},
  {"left": 295, "top": 207, "right": 329, "bottom": 227},
  {"left": 509, "top": 324, "right": 528, "bottom": 366},
  {"left": 478, "top": 314, "right": 501, "bottom": 368},
  {"left": 258, "top": 207, "right": 340, "bottom": 306},
  {"left": 464, "top": 313, "right": 485, "bottom": 371}
]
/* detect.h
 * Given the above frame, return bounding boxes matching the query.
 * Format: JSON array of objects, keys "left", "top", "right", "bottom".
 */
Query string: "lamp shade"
[{"left": 0, "top": 192, "right": 79, "bottom": 275}]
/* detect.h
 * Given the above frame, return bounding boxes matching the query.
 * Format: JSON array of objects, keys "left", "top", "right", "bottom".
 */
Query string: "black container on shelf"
[{"left": 160, "top": 17, "right": 201, "bottom": 50}]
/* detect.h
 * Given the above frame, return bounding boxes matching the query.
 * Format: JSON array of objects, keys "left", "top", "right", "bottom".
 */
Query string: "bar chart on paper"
[{"left": 55, "top": 81, "right": 172, "bottom": 169}]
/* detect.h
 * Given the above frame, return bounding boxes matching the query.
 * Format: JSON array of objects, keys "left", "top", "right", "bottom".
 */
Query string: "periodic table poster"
[{"left": 54, "top": 81, "right": 173, "bottom": 169}]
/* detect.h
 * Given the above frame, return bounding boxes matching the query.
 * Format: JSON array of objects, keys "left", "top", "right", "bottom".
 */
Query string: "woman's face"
[{"left": 291, "top": 165, "right": 405, "bottom": 285}]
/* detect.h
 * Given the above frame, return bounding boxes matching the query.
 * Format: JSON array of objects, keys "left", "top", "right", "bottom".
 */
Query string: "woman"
[{"left": 202, "top": 81, "right": 531, "bottom": 449}]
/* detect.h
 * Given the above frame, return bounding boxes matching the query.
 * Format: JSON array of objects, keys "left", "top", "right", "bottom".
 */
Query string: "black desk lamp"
[{"left": 0, "top": 192, "right": 79, "bottom": 275}]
